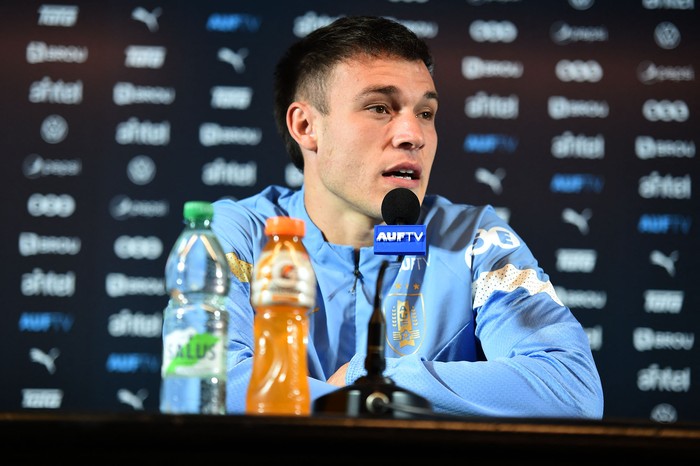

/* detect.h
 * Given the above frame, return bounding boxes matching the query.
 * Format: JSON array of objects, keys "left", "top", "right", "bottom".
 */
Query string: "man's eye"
[
  {"left": 369, "top": 105, "right": 389, "bottom": 114},
  {"left": 418, "top": 111, "right": 434, "bottom": 120}
]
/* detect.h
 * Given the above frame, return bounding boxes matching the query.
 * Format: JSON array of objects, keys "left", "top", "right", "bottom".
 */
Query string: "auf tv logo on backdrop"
[
  {"left": 18, "top": 312, "right": 74, "bottom": 333},
  {"left": 463, "top": 133, "right": 519, "bottom": 154}
]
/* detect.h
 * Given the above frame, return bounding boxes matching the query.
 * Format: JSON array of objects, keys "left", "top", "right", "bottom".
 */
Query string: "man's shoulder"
[
  {"left": 215, "top": 185, "right": 300, "bottom": 216},
  {"left": 423, "top": 194, "right": 500, "bottom": 223},
  {"left": 211, "top": 185, "right": 303, "bottom": 244}
]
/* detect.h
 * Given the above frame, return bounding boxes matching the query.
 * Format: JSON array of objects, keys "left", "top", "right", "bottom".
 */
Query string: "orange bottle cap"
[{"left": 265, "top": 216, "right": 305, "bottom": 237}]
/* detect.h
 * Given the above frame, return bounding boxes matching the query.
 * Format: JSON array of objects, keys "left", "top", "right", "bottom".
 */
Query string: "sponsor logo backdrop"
[{"left": 0, "top": 0, "right": 697, "bottom": 423}]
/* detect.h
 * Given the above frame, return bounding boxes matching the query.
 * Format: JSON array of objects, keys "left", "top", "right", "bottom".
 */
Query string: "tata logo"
[
  {"left": 124, "top": 45, "right": 166, "bottom": 69},
  {"left": 38, "top": 5, "right": 78, "bottom": 27},
  {"left": 22, "top": 389, "right": 63, "bottom": 409},
  {"left": 644, "top": 290, "right": 684, "bottom": 314},
  {"left": 374, "top": 225, "right": 426, "bottom": 255},
  {"left": 556, "top": 249, "right": 597, "bottom": 273}
]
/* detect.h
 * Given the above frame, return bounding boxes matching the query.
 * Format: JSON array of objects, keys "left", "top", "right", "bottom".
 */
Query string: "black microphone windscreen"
[{"left": 381, "top": 188, "right": 420, "bottom": 225}]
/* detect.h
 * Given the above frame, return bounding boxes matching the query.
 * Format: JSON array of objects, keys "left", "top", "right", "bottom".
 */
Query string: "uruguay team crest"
[{"left": 386, "top": 289, "right": 425, "bottom": 356}]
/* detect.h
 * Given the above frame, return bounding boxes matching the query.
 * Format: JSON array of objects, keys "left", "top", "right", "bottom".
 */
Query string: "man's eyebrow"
[
  {"left": 424, "top": 91, "right": 439, "bottom": 103},
  {"left": 356, "top": 85, "right": 439, "bottom": 103},
  {"left": 355, "top": 85, "right": 398, "bottom": 100}
]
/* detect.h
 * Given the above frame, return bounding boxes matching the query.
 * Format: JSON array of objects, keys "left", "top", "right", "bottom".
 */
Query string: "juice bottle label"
[
  {"left": 161, "top": 327, "right": 225, "bottom": 377},
  {"left": 251, "top": 249, "right": 315, "bottom": 308}
]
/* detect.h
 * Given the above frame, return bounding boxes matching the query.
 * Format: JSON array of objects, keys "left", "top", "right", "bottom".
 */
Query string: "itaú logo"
[
  {"left": 556, "top": 248, "right": 597, "bottom": 273},
  {"left": 22, "top": 389, "right": 63, "bottom": 409}
]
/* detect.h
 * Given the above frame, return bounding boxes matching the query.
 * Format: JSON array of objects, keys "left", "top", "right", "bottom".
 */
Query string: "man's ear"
[{"left": 287, "top": 102, "right": 317, "bottom": 151}]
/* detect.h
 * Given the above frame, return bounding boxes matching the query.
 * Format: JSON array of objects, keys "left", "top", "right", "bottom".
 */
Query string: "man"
[{"left": 212, "top": 15, "right": 604, "bottom": 418}]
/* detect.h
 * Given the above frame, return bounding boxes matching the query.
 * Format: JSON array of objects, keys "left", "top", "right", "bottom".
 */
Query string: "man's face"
[{"left": 307, "top": 55, "right": 438, "bottom": 222}]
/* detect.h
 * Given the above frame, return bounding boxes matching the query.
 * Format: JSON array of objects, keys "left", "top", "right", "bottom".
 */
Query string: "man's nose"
[{"left": 392, "top": 114, "right": 426, "bottom": 150}]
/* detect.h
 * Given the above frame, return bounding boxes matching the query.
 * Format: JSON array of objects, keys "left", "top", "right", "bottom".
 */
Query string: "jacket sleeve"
[
  {"left": 345, "top": 208, "right": 604, "bottom": 420},
  {"left": 377, "top": 289, "right": 604, "bottom": 419},
  {"left": 348, "top": 283, "right": 604, "bottom": 419}
]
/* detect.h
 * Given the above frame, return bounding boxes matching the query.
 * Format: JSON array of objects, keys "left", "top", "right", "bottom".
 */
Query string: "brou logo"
[{"left": 465, "top": 226, "right": 520, "bottom": 268}]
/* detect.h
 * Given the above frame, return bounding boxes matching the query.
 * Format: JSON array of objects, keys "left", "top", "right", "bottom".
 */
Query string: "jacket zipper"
[{"left": 351, "top": 249, "right": 362, "bottom": 294}]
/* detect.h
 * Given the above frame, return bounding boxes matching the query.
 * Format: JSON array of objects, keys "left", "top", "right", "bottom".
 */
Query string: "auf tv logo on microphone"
[{"left": 373, "top": 225, "right": 426, "bottom": 255}]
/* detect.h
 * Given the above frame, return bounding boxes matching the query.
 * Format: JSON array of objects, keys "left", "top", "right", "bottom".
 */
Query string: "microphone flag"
[
  {"left": 373, "top": 225, "right": 426, "bottom": 255},
  {"left": 374, "top": 187, "right": 426, "bottom": 255}
]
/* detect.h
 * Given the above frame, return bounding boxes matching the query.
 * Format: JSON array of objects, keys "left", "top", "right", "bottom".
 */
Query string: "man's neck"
[{"left": 304, "top": 190, "right": 378, "bottom": 249}]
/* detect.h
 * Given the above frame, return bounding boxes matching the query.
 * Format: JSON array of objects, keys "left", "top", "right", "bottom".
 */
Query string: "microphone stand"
[{"left": 312, "top": 261, "right": 432, "bottom": 419}]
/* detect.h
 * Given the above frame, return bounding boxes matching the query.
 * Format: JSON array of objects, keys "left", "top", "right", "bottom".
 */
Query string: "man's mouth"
[{"left": 384, "top": 169, "right": 417, "bottom": 180}]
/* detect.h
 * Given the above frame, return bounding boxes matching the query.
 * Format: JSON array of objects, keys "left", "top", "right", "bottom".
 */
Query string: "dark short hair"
[{"left": 273, "top": 15, "right": 435, "bottom": 171}]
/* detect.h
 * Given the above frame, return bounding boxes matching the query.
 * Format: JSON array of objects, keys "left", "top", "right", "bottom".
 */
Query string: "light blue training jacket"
[{"left": 212, "top": 185, "right": 604, "bottom": 419}]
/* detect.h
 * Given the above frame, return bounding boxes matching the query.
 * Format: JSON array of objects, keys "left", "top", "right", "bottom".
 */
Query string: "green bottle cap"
[{"left": 183, "top": 201, "right": 214, "bottom": 221}]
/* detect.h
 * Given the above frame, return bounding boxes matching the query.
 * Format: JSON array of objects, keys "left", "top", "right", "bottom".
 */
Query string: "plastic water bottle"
[
  {"left": 160, "top": 201, "right": 230, "bottom": 415},
  {"left": 246, "top": 216, "right": 316, "bottom": 415}
]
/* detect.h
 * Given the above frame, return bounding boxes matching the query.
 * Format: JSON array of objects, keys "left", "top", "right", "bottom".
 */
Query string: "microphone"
[
  {"left": 374, "top": 188, "right": 426, "bottom": 256},
  {"left": 381, "top": 187, "right": 420, "bottom": 226},
  {"left": 312, "top": 189, "right": 432, "bottom": 419}
]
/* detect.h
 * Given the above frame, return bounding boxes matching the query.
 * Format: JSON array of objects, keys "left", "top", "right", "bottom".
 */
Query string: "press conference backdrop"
[{"left": 1, "top": 0, "right": 697, "bottom": 423}]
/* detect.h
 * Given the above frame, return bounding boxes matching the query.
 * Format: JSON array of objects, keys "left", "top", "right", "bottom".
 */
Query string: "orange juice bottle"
[{"left": 246, "top": 216, "right": 316, "bottom": 415}]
